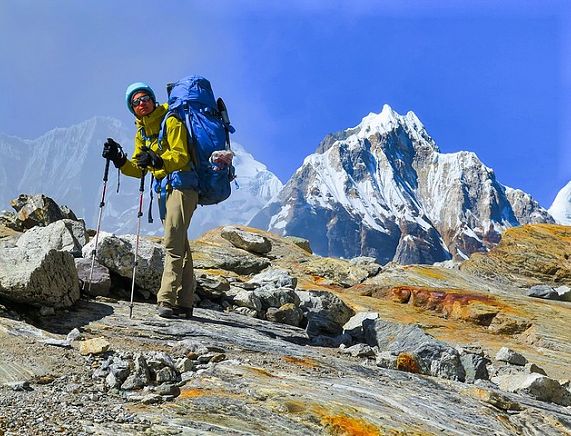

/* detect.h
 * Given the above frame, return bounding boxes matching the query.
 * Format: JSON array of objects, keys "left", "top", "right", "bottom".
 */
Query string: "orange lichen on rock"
[
  {"left": 283, "top": 355, "right": 320, "bottom": 368},
  {"left": 396, "top": 353, "right": 421, "bottom": 374},
  {"left": 313, "top": 406, "right": 381, "bottom": 436},
  {"left": 178, "top": 388, "right": 212, "bottom": 399}
]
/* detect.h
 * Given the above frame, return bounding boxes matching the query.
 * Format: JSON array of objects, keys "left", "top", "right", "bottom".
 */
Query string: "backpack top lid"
[{"left": 167, "top": 76, "right": 217, "bottom": 112}]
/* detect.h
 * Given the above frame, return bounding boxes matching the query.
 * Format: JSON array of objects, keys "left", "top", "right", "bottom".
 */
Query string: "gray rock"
[
  {"left": 153, "top": 383, "right": 181, "bottom": 397},
  {"left": 349, "top": 256, "right": 382, "bottom": 277},
  {"left": 306, "top": 312, "right": 343, "bottom": 337},
  {"left": 248, "top": 268, "right": 297, "bottom": 289},
  {"left": 171, "top": 340, "right": 209, "bottom": 356},
  {"left": 9, "top": 194, "right": 70, "bottom": 229},
  {"left": 460, "top": 352, "right": 490, "bottom": 383},
  {"left": 297, "top": 290, "right": 354, "bottom": 327},
  {"left": 375, "top": 351, "right": 398, "bottom": 370},
  {"left": 81, "top": 233, "right": 164, "bottom": 294},
  {"left": 266, "top": 303, "right": 304, "bottom": 327},
  {"left": 284, "top": 236, "right": 312, "bottom": 253},
  {"left": 0, "top": 247, "right": 80, "bottom": 308},
  {"left": 232, "top": 307, "right": 259, "bottom": 318},
  {"left": 232, "top": 290, "right": 263, "bottom": 312},
  {"left": 155, "top": 367, "right": 180, "bottom": 383},
  {"left": 343, "top": 312, "right": 379, "bottom": 343},
  {"left": 555, "top": 285, "right": 571, "bottom": 302},
  {"left": 495, "top": 347, "right": 528, "bottom": 366},
  {"left": 194, "top": 245, "right": 271, "bottom": 275},
  {"left": 494, "top": 373, "right": 571, "bottom": 406},
  {"left": 196, "top": 273, "right": 231, "bottom": 300},
  {"left": 75, "top": 257, "right": 111, "bottom": 297},
  {"left": 254, "top": 287, "right": 300, "bottom": 310},
  {"left": 16, "top": 219, "right": 87, "bottom": 257},
  {"left": 526, "top": 285, "right": 559, "bottom": 300},
  {"left": 341, "top": 343, "right": 376, "bottom": 358},
  {"left": 175, "top": 358, "right": 194, "bottom": 373},
  {"left": 363, "top": 318, "right": 465, "bottom": 381},
  {"left": 221, "top": 226, "right": 272, "bottom": 254}
]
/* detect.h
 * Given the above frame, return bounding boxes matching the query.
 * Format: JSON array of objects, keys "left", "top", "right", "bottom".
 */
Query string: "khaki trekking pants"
[{"left": 157, "top": 188, "right": 198, "bottom": 308}]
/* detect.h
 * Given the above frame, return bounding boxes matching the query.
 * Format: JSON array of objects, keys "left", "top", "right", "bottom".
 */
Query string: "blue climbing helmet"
[{"left": 125, "top": 82, "right": 156, "bottom": 114}]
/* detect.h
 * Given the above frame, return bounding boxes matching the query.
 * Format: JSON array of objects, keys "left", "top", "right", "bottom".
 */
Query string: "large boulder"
[
  {"left": 9, "top": 194, "right": 76, "bottom": 229},
  {"left": 16, "top": 219, "right": 87, "bottom": 257},
  {"left": 0, "top": 247, "right": 80, "bottom": 307},
  {"left": 220, "top": 226, "right": 272, "bottom": 254},
  {"left": 82, "top": 233, "right": 164, "bottom": 293},
  {"left": 363, "top": 318, "right": 465, "bottom": 381}
]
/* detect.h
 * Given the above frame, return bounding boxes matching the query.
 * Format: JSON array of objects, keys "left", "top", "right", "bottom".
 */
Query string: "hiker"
[{"left": 102, "top": 82, "right": 199, "bottom": 319}]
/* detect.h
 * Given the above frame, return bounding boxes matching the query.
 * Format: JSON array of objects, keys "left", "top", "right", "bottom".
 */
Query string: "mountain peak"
[{"left": 549, "top": 180, "right": 571, "bottom": 225}]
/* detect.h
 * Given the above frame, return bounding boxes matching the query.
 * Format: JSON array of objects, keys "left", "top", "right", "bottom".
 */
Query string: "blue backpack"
[{"left": 156, "top": 75, "right": 236, "bottom": 208}]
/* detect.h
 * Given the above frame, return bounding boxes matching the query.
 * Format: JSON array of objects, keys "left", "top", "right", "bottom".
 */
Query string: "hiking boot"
[
  {"left": 156, "top": 301, "right": 175, "bottom": 319},
  {"left": 173, "top": 305, "right": 193, "bottom": 319}
]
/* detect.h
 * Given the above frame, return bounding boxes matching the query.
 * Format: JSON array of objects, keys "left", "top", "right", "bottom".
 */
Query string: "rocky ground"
[{"left": 1, "top": 195, "right": 571, "bottom": 435}]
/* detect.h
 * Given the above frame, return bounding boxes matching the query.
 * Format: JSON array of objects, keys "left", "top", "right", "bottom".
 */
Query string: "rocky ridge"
[{"left": 0, "top": 195, "right": 570, "bottom": 435}]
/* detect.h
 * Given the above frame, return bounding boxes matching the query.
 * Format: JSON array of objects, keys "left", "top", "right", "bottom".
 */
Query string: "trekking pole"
[
  {"left": 84, "top": 158, "right": 111, "bottom": 293},
  {"left": 129, "top": 171, "right": 146, "bottom": 319}
]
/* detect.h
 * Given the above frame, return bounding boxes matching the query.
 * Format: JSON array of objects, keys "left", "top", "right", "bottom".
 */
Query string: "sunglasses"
[{"left": 132, "top": 95, "right": 152, "bottom": 107}]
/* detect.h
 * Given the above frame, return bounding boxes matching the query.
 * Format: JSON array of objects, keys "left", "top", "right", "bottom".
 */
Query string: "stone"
[
  {"left": 253, "top": 287, "right": 300, "bottom": 310},
  {"left": 495, "top": 347, "right": 528, "bottom": 366},
  {"left": 232, "top": 307, "right": 259, "bottom": 318},
  {"left": 196, "top": 273, "right": 231, "bottom": 300},
  {"left": 79, "top": 338, "right": 111, "bottom": 356},
  {"left": 526, "top": 285, "right": 559, "bottom": 300},
  {"left": 155, "top": 367, "right": 180, "bottom": 383},
  {"left": 193, "top": 244, "right": 271, "bottom": 275},
  {"left": 232, "top": 290, "right": 263, "bottom": 312},
  {"left": 459, "top": 352, "right": 490, "bottom": 383},
  {"left": 555, "top": 285, "right": 571, "bottom": 302},
  {"left": 343, "top": 312, "right": 379, "bottom": 342},
  {"left": 349, "top": 256, "right": 382, "bottom": 277},
  {"left": 0, "top": 247, "right": 80, "bottom": 308},
  {"left": 221, "top": 226, "right": 272, "bottom": 254},
  {"left": 81, "top": 233, "right": 164, "bottom": 294},
  {"left": 140, "top": 394, "right": 163, "bottom": 404},
  {"left": 266, "top": 303, "right": 304, "bottom": 327},
  {"left": 494, "top": 373, "right": 571, "bottom": 406},
  {"left": 175, "top": 358, "right": 194, "bottom": 373},
  {"left": 464, "top": 387, "right": 523, "bottom": 411},
  {"left": 297, "top": 290, "right": 354, "bottom": 327},
  {"left": 248, "top": 268, "right": 297, "bottom": 289},
  {"left": 10, "top": 194, "right": 69, "bottom": 229},
  {"left": 487, "top": 312, "right": 531, "bottom": 335},
  {"left": 363, "top": 318, "right": 465, "bottom": 381},
  {"left": 16, "top": 219, "right": 87, "bottom": 258},
  {"left": 171, "top": 340, "right": 209, "bottom": 356},
  {"left": 284, "top": 236, "right": 312, "bottom": 253},
  {"left": 153, "top": 383, "right": 181, "bottom": 397},
  {"left": 341, "top": 343, "right": 376, "bottom": 358},
  {"left": 306, "top": 312, "right": 344, "bottom": 337},
  {"left": 75, "top": 257, "right": 112, "bottom": 297}
]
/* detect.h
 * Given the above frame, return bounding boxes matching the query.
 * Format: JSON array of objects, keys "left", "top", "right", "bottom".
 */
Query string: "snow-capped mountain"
[
  {"left": 548, "top": 181, "right": 571, "bottom": 225},
  {"left": 249, "top": 105, "right": 554, "bottom": 264},
  {"left": 0, "top": 118, "right": 282, "bottom": 237}
]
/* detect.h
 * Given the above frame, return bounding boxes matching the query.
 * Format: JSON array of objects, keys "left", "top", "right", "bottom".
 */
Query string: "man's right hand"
[{"left": 102, "top": 138, "right": 127, "bottom": 168}]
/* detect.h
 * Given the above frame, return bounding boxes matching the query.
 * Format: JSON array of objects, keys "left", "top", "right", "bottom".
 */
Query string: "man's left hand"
[{"left": 135, "top": 147, "right": 163, "bottom": 169}]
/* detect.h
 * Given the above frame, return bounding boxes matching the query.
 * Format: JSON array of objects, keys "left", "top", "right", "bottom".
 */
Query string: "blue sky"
[{"left": 0, "top": 0, "right": 569, "bottom": 208}]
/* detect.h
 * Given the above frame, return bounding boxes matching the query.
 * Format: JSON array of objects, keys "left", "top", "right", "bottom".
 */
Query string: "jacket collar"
[{"left": 135, "top": 103, "right": 168, "bottom": 136}]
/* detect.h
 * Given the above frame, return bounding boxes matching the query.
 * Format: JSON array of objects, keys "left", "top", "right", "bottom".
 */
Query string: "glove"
[
  {"left": 102, "top": 138, "right": 127, "bottom": 168},
  {"left": 135, "top": 146, "right": 163, "bottom": 169}
]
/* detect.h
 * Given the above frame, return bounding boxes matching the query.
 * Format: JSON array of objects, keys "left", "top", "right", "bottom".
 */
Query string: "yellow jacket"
[{"left": 120, "top": 103, "right": 193, "bottom": 180}]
